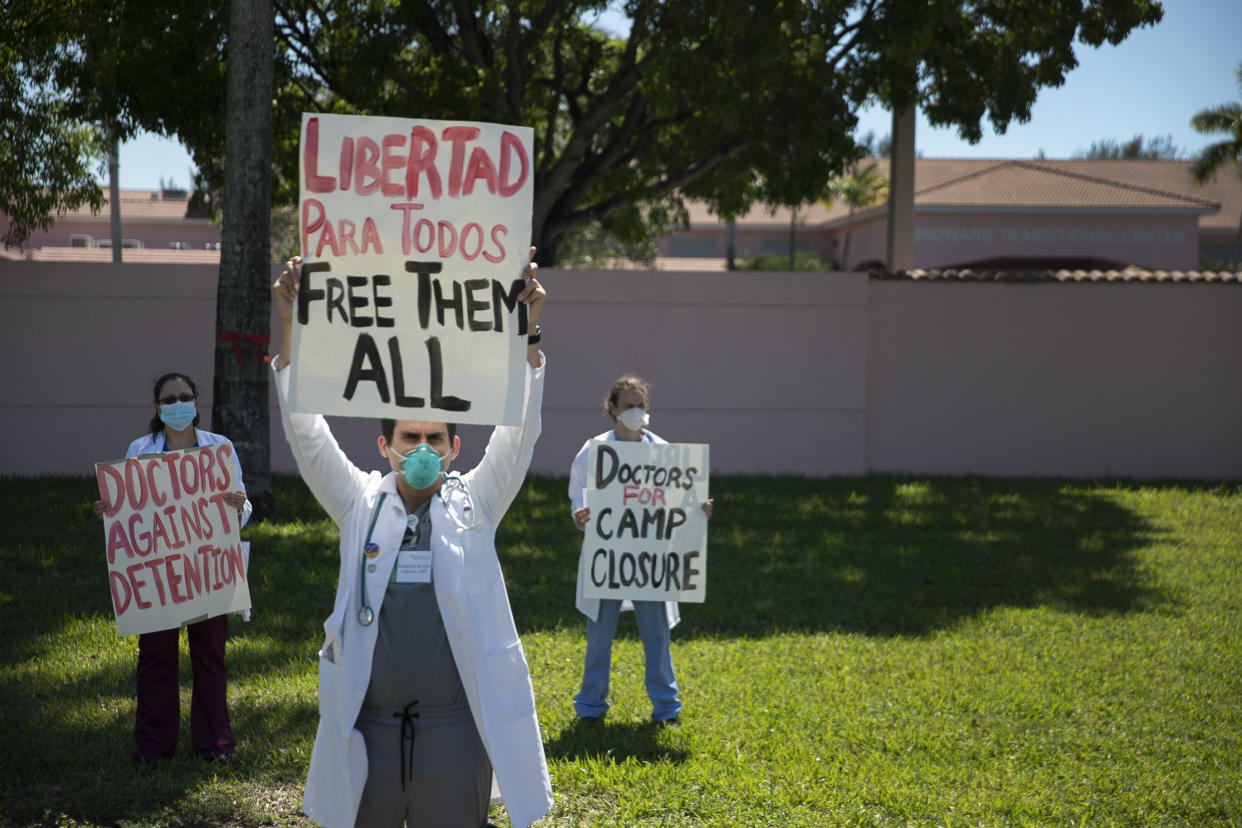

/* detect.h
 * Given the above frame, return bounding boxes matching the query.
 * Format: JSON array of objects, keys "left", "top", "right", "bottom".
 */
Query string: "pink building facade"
[{"left": 659, "top": 159, "right": 1238, "bottom": 272}]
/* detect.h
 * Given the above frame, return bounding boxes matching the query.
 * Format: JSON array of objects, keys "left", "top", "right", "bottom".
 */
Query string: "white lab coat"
[
  {"left": 274, "top": 360, "right": 553, "bottom": 828},
  {"left": 568, "top": 429, "right": 679, "bottom": 630},
  {"left": 126, "top": 428, "right": 253, "bottom": 528}
]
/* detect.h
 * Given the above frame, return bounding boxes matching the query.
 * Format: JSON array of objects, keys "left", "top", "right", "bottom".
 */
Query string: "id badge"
[{"left": 394, "top": 549, "right": 433, "bottom": 583}]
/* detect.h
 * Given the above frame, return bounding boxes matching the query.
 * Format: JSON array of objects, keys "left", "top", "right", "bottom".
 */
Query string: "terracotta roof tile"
[
  {"left": 877, "top": 267, "right": 1241, "bottom": 283},
  {"left": 23, "top": 246, "right": 221, "bottom": 264},
  {"left": 916, "top": 161, "right": 1219, "bottom": 212},
  {"left": 684, "top": 158, "right": 1240, "bottom": 229},
  {"left": 61, "top": 189, "right": 207, "bottom": 223}
]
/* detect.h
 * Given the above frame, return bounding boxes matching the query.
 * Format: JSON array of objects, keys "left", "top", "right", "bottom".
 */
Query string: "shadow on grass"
[
  {"left": 543, "top": 717, "right": 690, "bottom": 765},
  {"left": 0, "top": 475, "right": 332, "bottom": 827},
  {"left": 501, "top": 475, "right": 1178, "bottom": 638},
  {"left": 0, "top": 472, "right": 1191, "bottom": 825}
]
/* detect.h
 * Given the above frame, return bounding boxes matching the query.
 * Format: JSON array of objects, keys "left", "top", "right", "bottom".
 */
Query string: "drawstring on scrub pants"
[{"left": 395, "top": 700, "right": 420, "bottom": 790}]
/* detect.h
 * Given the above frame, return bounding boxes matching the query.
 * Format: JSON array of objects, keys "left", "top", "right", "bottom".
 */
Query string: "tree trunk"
[
  {"left": 213, "top": 0, "right": 274, "bottom": 518},
  {"left": 1234, "top": 206, "right": 1242, "bottom": 272},
  {"left": 108, "top": 128, "right": 121, "bottom": 263},
  {"left": 842, "top": 206, "right": 853, "bottom": 271},
  {"left": 788, "top": 206, "right": 797, "bottom": 269}
]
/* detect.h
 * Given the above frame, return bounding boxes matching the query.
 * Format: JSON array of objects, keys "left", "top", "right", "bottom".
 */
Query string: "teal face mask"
[
  {"left": 397, "top": 443, "right": 446, "bottom": 490},
  {"left": 159, "top": 400, "right": 197, "bottom": 431}
]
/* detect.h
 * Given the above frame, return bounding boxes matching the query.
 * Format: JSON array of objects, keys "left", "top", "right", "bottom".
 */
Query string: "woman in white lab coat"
[{"left": 93, "top": 371, "right": 250, "bottom": 762}]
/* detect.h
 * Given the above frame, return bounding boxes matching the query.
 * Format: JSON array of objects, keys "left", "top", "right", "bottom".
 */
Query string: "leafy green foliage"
[
  {"left": 2, "top": 0, "right": 1165, "bottom": 263},
  {"left": 735, "top": 251, "right": 834, "bottom": 272},
  {"left": 0, "top": 5, "right": 105, "bottom": 247},
  {"left": 2, "top": 473, "right": 1240, "bottom": 826},
  {"left": 1074, "top": 134, "right": 1183, "bottom": 159},
  {"left": 1189, "top": 60, "right": 1242, "bottom": 269}
]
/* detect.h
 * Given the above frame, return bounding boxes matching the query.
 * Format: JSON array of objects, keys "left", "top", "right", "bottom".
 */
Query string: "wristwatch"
[{"left": 527, "top": 324, "right": 542, "bottom": 345}]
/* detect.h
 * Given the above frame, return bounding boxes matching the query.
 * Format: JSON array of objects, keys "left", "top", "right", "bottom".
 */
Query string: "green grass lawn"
[{"left": 0, "top": 474, "right": 1239, "bottom": 827}]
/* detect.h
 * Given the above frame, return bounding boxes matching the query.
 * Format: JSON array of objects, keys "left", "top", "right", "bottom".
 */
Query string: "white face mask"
[{"left": 615, "top": 407, "right": 650, "bottom": 432}]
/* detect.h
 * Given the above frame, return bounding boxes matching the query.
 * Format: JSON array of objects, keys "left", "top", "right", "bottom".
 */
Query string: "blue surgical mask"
[
  {"left": 397, "top": 443, "right": 446, "bottom": 490},
  {"left": 159, "top": 400, "right": 197, "bottom": 432}
]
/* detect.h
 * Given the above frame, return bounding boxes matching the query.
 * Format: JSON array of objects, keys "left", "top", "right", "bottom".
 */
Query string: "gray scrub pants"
[{"left": 354, "top": 701, "right": 492, "bottom": 828}]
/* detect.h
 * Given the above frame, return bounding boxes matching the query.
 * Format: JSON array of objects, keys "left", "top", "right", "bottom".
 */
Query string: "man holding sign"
[
  {"left": 272, "top": 247, "right": 550, "bottom": 828},
  {"left": 569, "top": 375, "right": 712, "bottom": 728}
]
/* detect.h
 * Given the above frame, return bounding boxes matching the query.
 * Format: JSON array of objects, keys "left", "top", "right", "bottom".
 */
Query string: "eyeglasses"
[{"left": 159, "top": 392, "right": 196, "bottom": 405}]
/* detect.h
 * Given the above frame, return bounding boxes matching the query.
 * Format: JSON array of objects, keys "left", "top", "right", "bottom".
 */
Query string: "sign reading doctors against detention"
[
  {"left": 290, "top": 112, "right": 535, "bottom": 425},
  {"left": 582, "top": 441, "right": 710, "bottom": 603},
  {"left": 95, "top": 445, "right": 251, "bottom": 637}
]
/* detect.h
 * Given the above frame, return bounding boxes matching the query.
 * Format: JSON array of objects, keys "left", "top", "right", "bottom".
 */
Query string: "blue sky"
[{"left": 116, "top": 2, "right": 1241, "bottom": 189}]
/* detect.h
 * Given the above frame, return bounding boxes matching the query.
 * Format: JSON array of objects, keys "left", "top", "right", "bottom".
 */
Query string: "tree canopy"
[
  {"left": 1074, "top": 134, "right": 1182, "bottom": 160},
  {"left": 1189, "top": 59, "right": 1242, "bottom": 269},
  {"left": 3, "top": 0, "right": 1165, "bottom": 262}
]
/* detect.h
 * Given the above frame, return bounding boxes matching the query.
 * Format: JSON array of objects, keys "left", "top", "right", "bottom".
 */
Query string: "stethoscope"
[{"left": 356, "top": 475, "right": 481, "bottom": 627}]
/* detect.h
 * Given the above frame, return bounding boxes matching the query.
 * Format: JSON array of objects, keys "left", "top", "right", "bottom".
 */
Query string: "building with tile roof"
[
  {"left": 1, "top": 188, "right": 221, "bottom": 263},
  {"left": 659, "top": 158, "right": 1241, "bottom": 272}
]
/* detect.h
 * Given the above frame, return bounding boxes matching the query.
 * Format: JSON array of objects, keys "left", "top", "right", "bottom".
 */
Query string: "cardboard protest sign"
[
  {"left": 291, "top": 112, "right": 535, "bottom": 425},
  {"left": 95, "top": 444, "right": 250, "bottom": 637},
  {"left": 582, "top": 441, "right": 710, "bottom": 603}
]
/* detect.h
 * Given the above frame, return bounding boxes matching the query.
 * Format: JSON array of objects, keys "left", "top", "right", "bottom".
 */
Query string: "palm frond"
[{"left": 1190, "top": 141, "right": 1237, "bottom": 184}]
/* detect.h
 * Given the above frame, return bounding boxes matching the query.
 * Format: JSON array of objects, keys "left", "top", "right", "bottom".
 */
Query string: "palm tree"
[
  {"left": 1190, "top": 60, "right": 1242, "bottom": 270},
  {"left": 827, "top": 161, "right": 889, "bottom": 270}
]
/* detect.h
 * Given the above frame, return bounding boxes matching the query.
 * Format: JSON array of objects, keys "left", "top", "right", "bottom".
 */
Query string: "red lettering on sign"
[
  {"left": 441, "top": 126, "right": 480, "bottom": 199},
  {"left": 145, "top": 460, "right": 167, "bottom": 508},
  {"left": 405, "top": 126, "right": 442, "bottom": 200},
  {"left": 303, "top": 117, "right": 336, "bottom": 193},
  {"left": 123, "top": 458, "right": 148, "bottom": 511},
  {"left": 179, "top": 453, "right": 200, "bottom": 496},
  {"left": 381, "top": 134, "right": 407, "bottom": 197},
  {"left": 302, "top": 198, "right": 326, "bottom": 256},
  {"left": 109, "top": 571, "right": 132, "bottom": 615},
  {"left": 97, "top": 464, "right": 124, "bottom": 519},
  {"left": 126, "top": 561, "right": 153, "bottom": 610},
  {"left": 485, "top": 225, "right": 508, "bottom": 263},
  {"left": 128, "top": 512, "right": 153, "bottom": 557},
  {"left": 499, "top": 131, "right": 529, "bottom": 197},
  {"left": 355, "top": 136, "right": 382, "bottom": 196},
  {"left": 462, "top": 148, "right": 497, "bottom": 196},
  {"left": 161, "top": 454, "right": 182, "bottom": 500},
  {"left": 164, "top": 555, "right": 188, "bottom": 604},
  {"left": 106, "top": 520, "right": 133, "bottom": 565}
]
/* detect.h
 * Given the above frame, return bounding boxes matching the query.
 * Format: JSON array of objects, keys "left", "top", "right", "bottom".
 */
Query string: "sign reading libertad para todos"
[
  {"left": 582, "top": 441, "right": 710, "bottom": 603},
  {"left": 291, "top": 112, "right": 535, "bottom": 425},
  {"left": 96, "top": 445, "right": 250, "bottom": 637}
]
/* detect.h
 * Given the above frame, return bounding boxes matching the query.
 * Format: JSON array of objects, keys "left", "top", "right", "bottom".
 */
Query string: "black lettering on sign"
[
  {"left": 343, "top": 333, "right": 389, "bottom": 403},
  {"left": 297, "top": 261, "right": 333, "bottom": 324}
]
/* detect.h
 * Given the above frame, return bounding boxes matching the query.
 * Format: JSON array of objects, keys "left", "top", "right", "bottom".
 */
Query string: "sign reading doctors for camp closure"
[
  {"left": 95, "top": 445, "right": 250, "bottom": 637},
  {"left": 291, "top": 112, "right": 535, "bottom": 425},
  {"left": 582, "top": 441, "right": 710, "bottom": 603}
]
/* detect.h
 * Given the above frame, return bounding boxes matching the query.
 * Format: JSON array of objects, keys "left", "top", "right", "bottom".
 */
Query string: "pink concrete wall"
[
  {"left": 2, "top": 262, "right": 1238, "bottom": 480},
  {"left": 866, "top": 279, "right": 1242, "bottom": 477},
  {"left": 825, "top": 214, "right": 889, "bottom": 269}
]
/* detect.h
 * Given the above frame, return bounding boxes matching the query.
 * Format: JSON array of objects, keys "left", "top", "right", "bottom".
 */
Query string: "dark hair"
[
  {"left": 603, "top": 374, "right": 650, "bottom": 422},
  {"left": 148, "top": 372, "right": 201, "bottom": 434},
  {"left": 380, "top": 419, "right": 457, "bottom": 444}
]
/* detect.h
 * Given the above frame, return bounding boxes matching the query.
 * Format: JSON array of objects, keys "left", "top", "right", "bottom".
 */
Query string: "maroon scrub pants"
[{"left": 134, "top": 614, "right": 234, "bottom": 760}]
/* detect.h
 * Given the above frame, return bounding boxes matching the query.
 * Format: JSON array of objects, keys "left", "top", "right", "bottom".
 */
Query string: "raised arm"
[
  {"left": 464, "top": 249, "right": 547, "bottom": 521},
  {"left": 270, "top": 257, "right": 371, "bottom": 523}
]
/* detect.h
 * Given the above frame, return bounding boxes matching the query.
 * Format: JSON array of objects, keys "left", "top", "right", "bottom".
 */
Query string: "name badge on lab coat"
[{"left": 394, "top": 549, "right": 432, "bottom": 583}]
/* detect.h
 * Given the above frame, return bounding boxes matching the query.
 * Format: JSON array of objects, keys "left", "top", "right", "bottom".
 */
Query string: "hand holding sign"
[
  {"left": 95, "top": 444, "right": 251, "bottom": 637},
  {"left": 286, "top": 113, "right": 537, "bottom": 426},
  {"left": 580, "top": 441, "right": 710, "bottom": 603}
]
